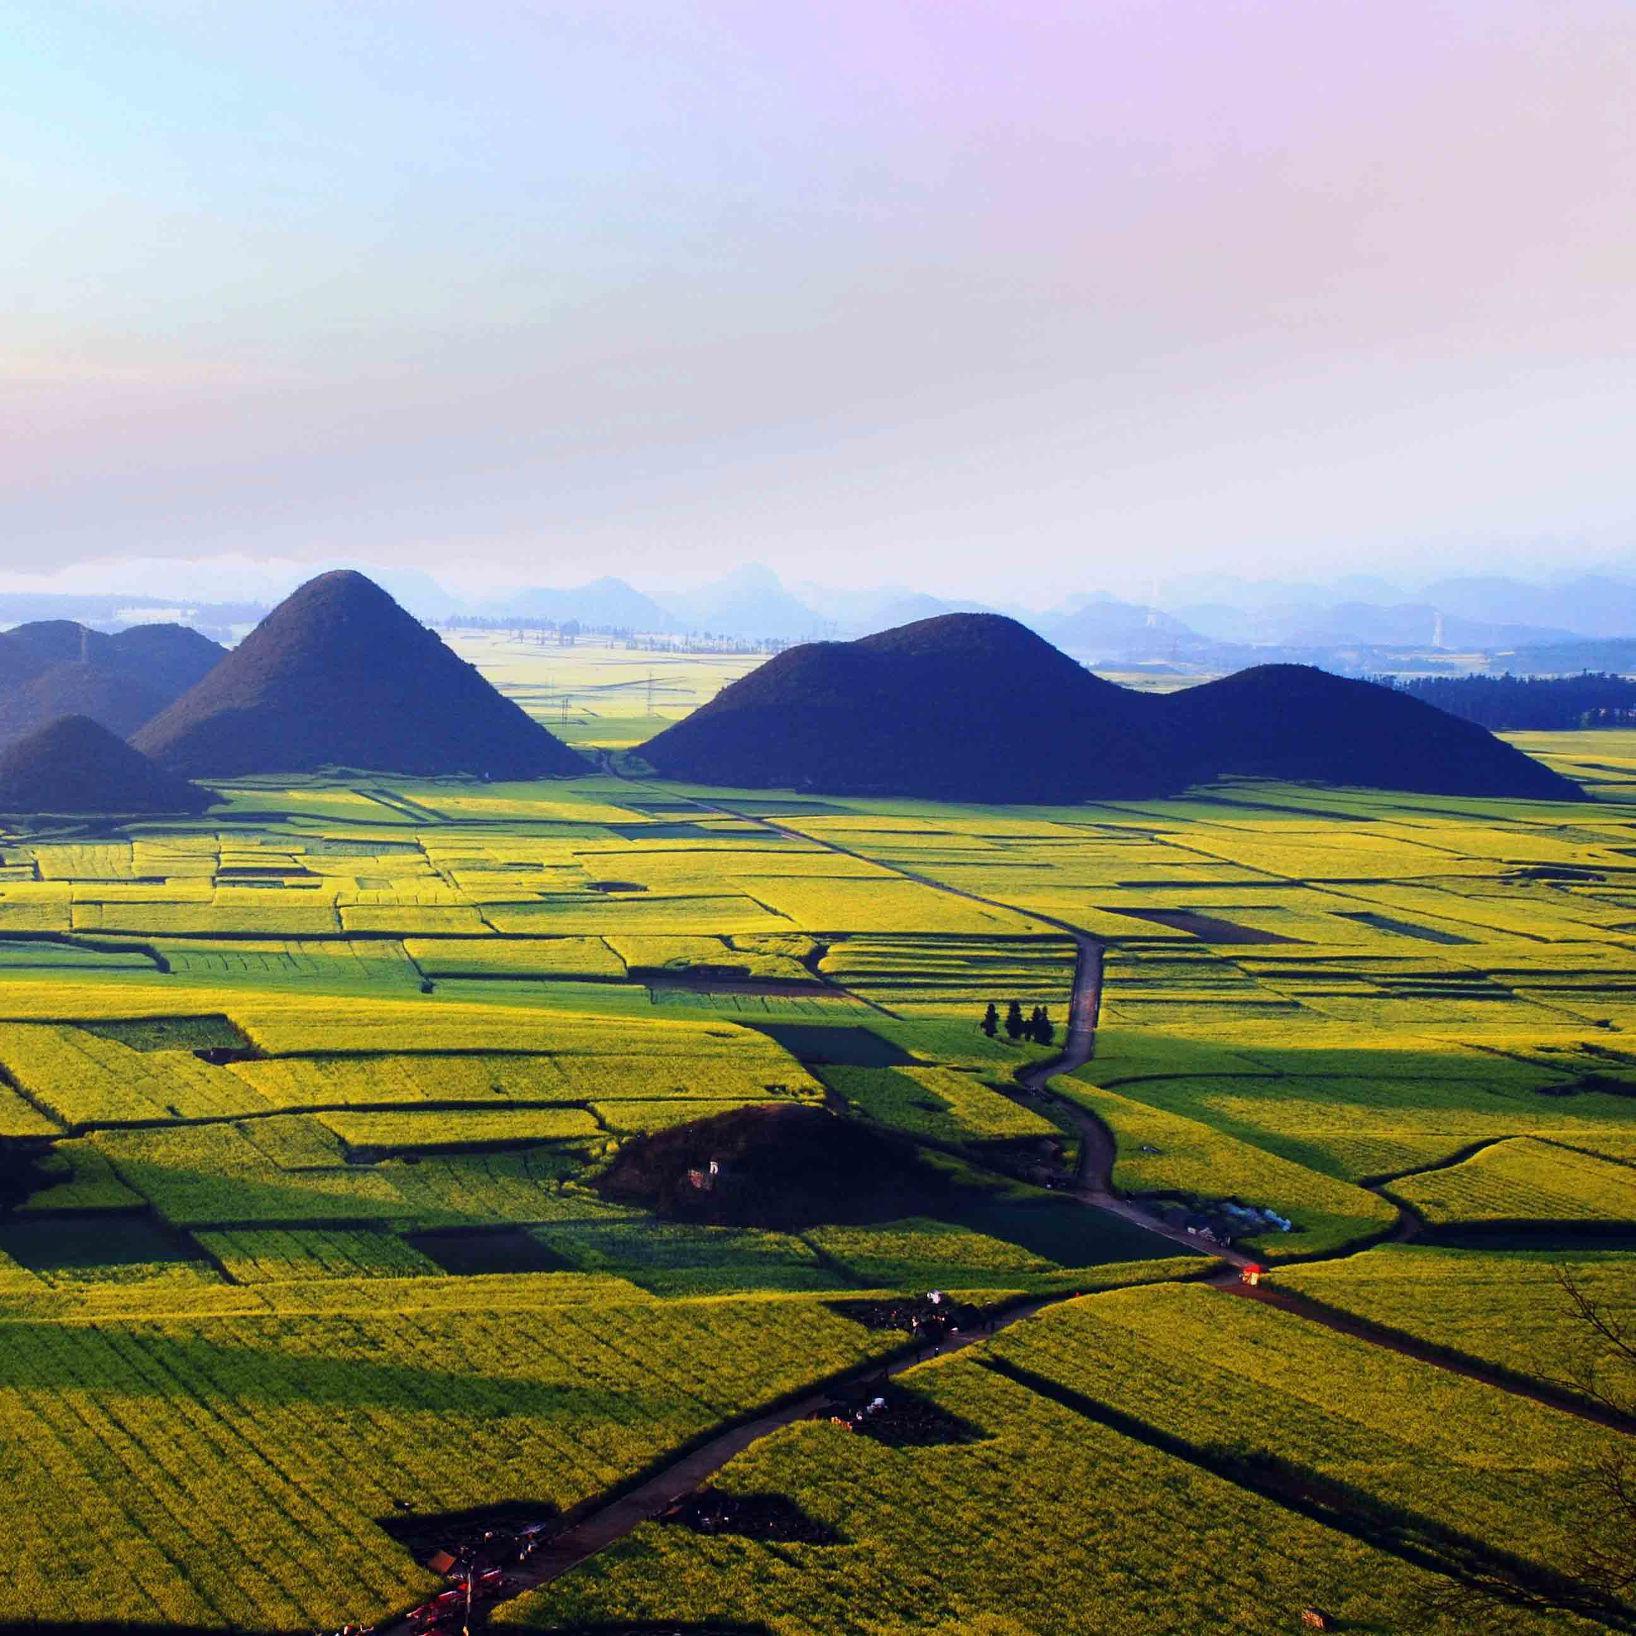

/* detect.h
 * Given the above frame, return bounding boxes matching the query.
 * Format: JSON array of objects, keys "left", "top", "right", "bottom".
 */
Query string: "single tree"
[
  {"left": 1034, "top": 1007, "right": 1056, "bottom": 1047},
  {"left": 980, "top": 1002, "right": 999, "bottom": 1038},
  {"left": 1004, "top": 999, "right": 1026, "bottom": 1041}
]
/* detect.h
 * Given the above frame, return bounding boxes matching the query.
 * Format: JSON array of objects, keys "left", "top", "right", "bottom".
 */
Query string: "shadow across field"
[
  {"left": 745, "top": 1024, "right": 917, "bottom": 1066},
  {"left": 0, "top": 1323, "right": 672, "bottom": 1420},
  {"left": 983, "top": 1355, "right": 1636, "bottom": 1631},
  {"left": 0, "top": 1625, "right": 259, "bottom": 1636}
]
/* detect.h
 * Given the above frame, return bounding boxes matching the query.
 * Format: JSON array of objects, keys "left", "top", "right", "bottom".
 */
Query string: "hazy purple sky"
[{"left": 4, "top": 1, "right": 1632, "bottom": 599}]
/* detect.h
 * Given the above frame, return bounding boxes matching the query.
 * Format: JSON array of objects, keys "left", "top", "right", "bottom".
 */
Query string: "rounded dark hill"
[
  {"left": 1159, "top": 665, "right": 1583, "bottom": 800},
  {"left": 0, "top": 631, "right": 55, "bottom": 693},
  {"left": 594, "top": 1104, "right": 954, "bottom": 1229},
  {"left": 0, "top": 716, "right": 213, "bottom": 815},
  {"left": 132, "top": 570, "right": 586, "bottom": 779},
  {"left": 641, "top": 612, "right": 1186, "bottom": 802},
  {"left": 6, "top": 620, "right": 225, "bottom": 696},
  {"left": 0, "top": 622, "right": 225, "bottom": 750},
  {"left": 0, "top": 662, "right": 171, "bottom": 747},
  {"left": 104, "top": 623, "right": 228, "bottom": 698},
  {"left": 5, "top": 620, "right": 114, "bottom": 666}
]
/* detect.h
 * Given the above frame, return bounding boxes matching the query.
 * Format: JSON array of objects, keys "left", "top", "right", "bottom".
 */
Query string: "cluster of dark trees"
[
  {"left": 1388, "top": 671, "right": 1636, "bottom": 731},
  {"left": 981, "top": 1000, "right": 1055, "bottom": 1046}
]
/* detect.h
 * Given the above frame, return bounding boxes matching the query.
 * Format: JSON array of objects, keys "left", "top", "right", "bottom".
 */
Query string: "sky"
[{"left": 2, "top": 0, "right": 1633, "bottom": 602}]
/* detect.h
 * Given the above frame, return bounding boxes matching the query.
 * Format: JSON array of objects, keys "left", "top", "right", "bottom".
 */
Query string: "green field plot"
[
  {"left": 0, "top": 935, "right": 156, "bottom": 972},
  {"left": 803, "top": 1216, "right": 1061, "bottom": 1286},
  {"left": 817, "top": 931, "right": 1075, "bottom": 1015},
  {"left": 822, "top": 1063, "right": 1059, "bottom": 1145},
  {"left": 1278, "top": 1244, "right": 1636, "bottom": 1400},
  {"left": 0, "top": 1080, "right": 61, "bottom": 1137},
  {"left": 226, "top": 1049, "right": 574, "bottom": 1109},
  {"left": 746, "top": 1021, "right": 919, "bottom": 1065},
  {"left": 590, "top": 1096, "right": 782, "bottom": 1132},
  {"left": 554, "top": 1049, "right": 823, "bottom": 1103},
  {"left": 162, "top": 936, "right": 425, "bottom": 986},
  {"left": 193, "top": 1226, "right": 446, "bottom": 1282},
  {"left": 316, "top": 1105, "right": 603, "bottom": 1154},
  {"left": 95, "top": 1120, "right": 412, "bottom": 1226},
  {"left": 985, "top": 1284, "right": 1609, "bottom": 1585},
  {"left": 340, "top": 901, "right": 491, "bottom": 933},
  {"left": 14, "top": 1137, "right": 145, "bottom": 1212},
  {"left": 404, "top": 933, "right": 625, "bottom": 979},
  {"left": 0, "top": 1022, "right": 268, "bottom": 1126},
  {"left": 532, "top": 1221, "right": 837, "bottom": 1295},
  {"left": 0, "top": 882, "right": 75, "bottom": 931},
  {"left": 0, "top": 1294, "right": 894, "bottom": 1632},
  {"left": 607, "top": 931, "right": 816, "bottom": 980},
  {"left": 1391, "top": 1137, "right": 1636, "bottom": 1228},
  {"left": 0, "top": 1214, "right": 218, "bottom": 1288},
  {"left": 742, "top": 872, "right": 1049, "bottom": 934},
  {"left": 1062, "top": 1075, "right": 1398, "bottom": 1256},
  {"left": 485, "top": 890, "right": 792, "bottom": 935}
]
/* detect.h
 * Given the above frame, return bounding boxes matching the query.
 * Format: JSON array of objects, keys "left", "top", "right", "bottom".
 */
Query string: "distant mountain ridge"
[
  {"left": 134, "top": 571, "right": 585, "bottom": 779},
  {"left": 488, "top": 577, "right": 677, "bottom": 631}
]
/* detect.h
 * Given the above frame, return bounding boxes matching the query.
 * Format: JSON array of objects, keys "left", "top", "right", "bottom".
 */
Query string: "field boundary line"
[{"left": 1212, "top": 1273, "right": 1635, "bottom": 1433}]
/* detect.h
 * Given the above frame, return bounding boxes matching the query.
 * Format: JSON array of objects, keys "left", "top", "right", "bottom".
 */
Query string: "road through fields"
[{"left": 421, "top": 776, "right": 1626, "bottom": 1635}]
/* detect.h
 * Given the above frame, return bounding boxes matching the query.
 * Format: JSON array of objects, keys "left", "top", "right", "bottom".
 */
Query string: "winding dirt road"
[{"left": 389, "top": 778, "right": 1628, "bottom": 1632}]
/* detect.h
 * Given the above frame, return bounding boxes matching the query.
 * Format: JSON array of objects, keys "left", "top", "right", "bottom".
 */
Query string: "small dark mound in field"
[
  {"left": 594, "top": 1104, "right": 951, "bottom": 1228},
  {"left": 831, "top": 1384, "right": 985, "bottom": 1447},
  {"left": 1157, "top": 665, "right": 1582, "bottom": 800},
  {"left": 134, "top": 570, "right": 585, "bottom": 779},
  {"left": 0, "top": 716, "right": 212, "bottom": 814},
  {"left": 663, "top": 1491, "right": 840, "bottom": 1545},
  {"left": 378, "top": 1499, "right": 558, "bottom": 1565},
  {"left": 641, "top": 613, "right": 1189, "bottom": 803},
  {"left": 828, "top": 1294, "right": 985, "bottom": 1335}
]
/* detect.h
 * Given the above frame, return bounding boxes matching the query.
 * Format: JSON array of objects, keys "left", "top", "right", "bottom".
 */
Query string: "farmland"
[{"left": 0, "top": 663, "right": 1632, "bottom": 1632}]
